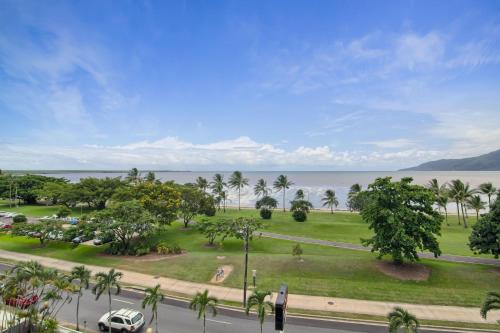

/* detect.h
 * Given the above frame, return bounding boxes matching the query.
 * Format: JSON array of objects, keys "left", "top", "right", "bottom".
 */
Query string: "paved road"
[
  {"left": 258, "top": 232, "right": 500, "bottom": 266},
  {"left": 0, "top": 263, "right": 489, "bottom": 333}
]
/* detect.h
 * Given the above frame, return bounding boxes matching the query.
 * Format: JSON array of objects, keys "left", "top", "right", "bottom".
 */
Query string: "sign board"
[{"left": 275, "top": 284, "right": 288, "bottom": 331}]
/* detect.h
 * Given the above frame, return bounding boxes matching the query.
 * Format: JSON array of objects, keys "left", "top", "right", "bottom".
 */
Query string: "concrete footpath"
[{"left": 0, "top": 249, "right": 498, "bottom": 324}]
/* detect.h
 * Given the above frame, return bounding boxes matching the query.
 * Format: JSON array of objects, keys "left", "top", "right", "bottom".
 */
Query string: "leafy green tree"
[
  {"left": 347, "top": 183, "right": 369, "bottom": 212},
  {"left": 36, "top": 181, "right": 73, "bottom": 205},
  {"left": 322, "top": 189, "right": 339, "bottom": 213},
  {"left": 196, "top": 177, "right": 209, "bottom": 193},
  {"left": 255, "top": 195, "right": 278, "bottom": 220},
  {"left": 56, "top": 205, "right": 72, "bottom": 218},
  {"left": 388, "top": 307, "right": 419, "bottom": 333},
  {"left": 480, "top": 292, "right": 500, "bottom": 323},
  {"left": 245, "top": 290, "right": 274, "bottom": 333},
  {"left": 13, "top": 220, "right": 64, "bottom": 246},
  {"left": 361, "top": 177, "right": 442, "bottom": 264},
  {"left": 0, "top": 174, "right": 65, "bottom": 204},
  {"left": 113, "top": 181, "right": 181, "bottom": 225},
  {"left": 273, "top": 175, "right": 294, "bottom": 212},
  {"left": 94, "top": 201, "right": 156, "bottom": 254},
  {"left": 70, "top": 265, "right": 91, "bottom": 331},
  {"left": 189, "top": 289, "right": 218, "bottom": 333},
  {"left": 469, "top": 199, "right": 500, "bottom": 258},
  {"left": 126, "top": 167, "right": 141, "bottom": 184},
  {"left": 77, "top": 177, "right": 124, "bottom": 209},
  {"left": 92, "top": 269, "right": 123, "bottom": 333},
  {"left": 292, "top": 243, "right": 303, "bottom": 260},
  {"left": 467, "top": 195, "right": 486, "bottom": 221},
  {"left": 254, "top": 178, "right": 270, "bottom": 198},
  {"left": 179, "top": 186, "right": 206, "bottom": 228},
  {"left": 196, "top": 219, "right": 230, "bottom": 246},
  {"left": 142, "top": 284, "right": 164, "bottom": 333},
  {"left": 145, "top": 171, "right": 156, "bottom": 182},
  {"left": 228, "top": 171, "right": 249, "bottom": 210}
]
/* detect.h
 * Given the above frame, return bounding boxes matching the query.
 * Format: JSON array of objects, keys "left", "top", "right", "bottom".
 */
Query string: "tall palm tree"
[
  {"left": 448, "top": 179, "right": 464, "bottom": 225},
  {"left": 189, "top": 289, "right": 218, "bottom": 333},
  {"left": 228, "top": 171, "right": 249, "bottom": 210},
  {"left": 142, "top": 284, "right": 164, "bottom": 333},
  {"left": 321, "top": 189, "right": 339, "bottom": 214},
  {"left": 461, "top": 183, "right": 476, "bottom": 228},
  {"left": 480, "top": 291, "right": 500, "bottom": 323},
  {"left": 294, "top": 189, "right": 305, "bottom": 200},
  {"left": 70, "top": 265, "right": 91, "bottom": 332},
  {"left": 436, "top": 195, "right": 449, "bottom": 225},
  {"left": 126, "top": 167, "right": 141, "bottom": 184},
  {"left": 388, "top": 307, "right": 419, "bottom": 333},
  {"left": 196, "top": 177, "right": 209, "bottom": 193},
  {"left": 427, "top": 179, "right": 448, "bottom": 214},
  {"left": 254, "top": 179, "right": 270, "bottom": 198},
  {"left": 479, "top": 182, "right": 497, "bottom": 208},
  {"left": 245, "top": 290, "right": 274, "bottom": 333},
  {"left": 467, "top": 195, "right": 486, "bottom": 221},
  {"left": 347, "top": 183, "right": 362, "bottom": 212},
  {"left": 273, "top": 175, "right": 294, "bottom": 212},
  {"left": 92, "top": 269, "right": 123, "bottom": 333},
  {"left": 210, "top": 174, "right": 226, "bottom": 210}
]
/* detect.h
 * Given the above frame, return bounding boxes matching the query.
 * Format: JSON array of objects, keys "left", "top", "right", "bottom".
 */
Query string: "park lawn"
[
  {"left": 0, "top": 222, "right": 498, "bottom": 308},
  {"left": 0, "top": 201, "right": 95, "bottom": 217},
  {"left": 196, "top": 209, "right": 486, "bottom": 257}
]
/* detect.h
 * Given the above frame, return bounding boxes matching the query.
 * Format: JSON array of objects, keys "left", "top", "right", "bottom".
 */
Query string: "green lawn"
[
  {"left": 196, "top": 209, "right": 486, "bottom": 257},
  {"left": 0, "top": 201, "right": 95, "bottom": 217},
  {"left": 0, "top": 222, "right": 498, "bottom": 308}
]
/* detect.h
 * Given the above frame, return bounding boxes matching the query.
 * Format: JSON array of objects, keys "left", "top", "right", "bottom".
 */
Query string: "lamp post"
[
  {"left": 252, "top": 269, "right": 257, "bottom": 288},
  {"left": 242, "top": 223, "right": 249, "bottom": 307}
]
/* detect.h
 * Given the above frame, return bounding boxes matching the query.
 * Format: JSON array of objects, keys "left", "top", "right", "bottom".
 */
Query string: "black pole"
[{"left": 243, "top": 226, "right": 249, "bottom": 307}]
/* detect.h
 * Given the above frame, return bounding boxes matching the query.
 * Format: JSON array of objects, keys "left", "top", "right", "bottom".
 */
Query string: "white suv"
[{"left": 98, "top": 308, "right": 145, "bottom": 332}]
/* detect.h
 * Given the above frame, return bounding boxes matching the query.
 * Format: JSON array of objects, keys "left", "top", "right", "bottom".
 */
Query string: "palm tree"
[
  {"left": 480, "top": 291, "right": 500, "bottom": 323},
  {"left": 228, "top": 171, "right": 249, "bottom": 210},
  {"left": 294, "top": 189, "right": 305, "bottom": 200},
  {"left": 467, "top": 195, "right": 486, "bottom": 221},
  {"left": 436, "top": 195, "right": 449, "bottom": 225},
  {"left": 461, "top": 183, "right": 476, "bottom": 228},
  {"left": 145, "top": 171, "right": 156, "bottom": 182},
  {"left": 92, "top": 269, "right": 123, "bottom": 333},
  {"left": 126, "top": 167, "right": 141, "bottom": 184},
  {"left": 196, "top": 177, "right": 209, "bottom": 193},
  {"left": 142, "top": 284, "right": 164, "bottom": 333},
  {"left": 210, "top": 174, "right": 226, "bottom": 210},
  {"left": 254, "top": 179, "right": 270, "bottom": 198},
  {"left": 388, "top": 307, "right": 419, "bottom": 333},
  {"left": 427, "top": 179, "right": 448, "bottom": 214},
  {"left": 245, "top": 290, "right": 274, "bottom": 333},
  {"left": 189, "top": 289, "right": 218, "bottom": 333},
  {"left": 347, "top": 183, "right": 362, "bottom": 212},
  {"left": 70, "top": 265, "right": 91, "bottom": 332},
  {"left": 448, "top": 179, "right": 464, "bottom": 225},
  {"left": 479, "top": 182, "right": 497, "bottom": 208},
  {"left": 273, "top": 175, "right": 294, "bottom": 212},
  {"left": 321, "top": 189, "right": 339, "bottom": 213}
]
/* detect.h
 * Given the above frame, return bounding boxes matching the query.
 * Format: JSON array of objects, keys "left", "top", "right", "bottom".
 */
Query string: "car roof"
[{"left": 114, "top": 308, "right": 141, "bottom": 318}]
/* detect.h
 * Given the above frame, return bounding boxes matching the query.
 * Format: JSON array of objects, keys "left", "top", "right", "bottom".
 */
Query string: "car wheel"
[
  {"left": 121, "top": 329, "right": 129, "bottom": 333},
  {"left": 98, "top": 323, "right": 106, "bottom": 331}
]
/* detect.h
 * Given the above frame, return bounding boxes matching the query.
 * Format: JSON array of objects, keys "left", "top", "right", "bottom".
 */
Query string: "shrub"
[
  {"left": 292, "top": 210, "right": 307, "bottom": 222},
  {"left": 260, "top": 208, "right": 272, "bottom": 219},
  {"left": 156, "top": 242, "right": 182, "bottom": 255},
  {"left": 171, "top": 243, "right": 182, "bottom": 254},
  {"left": 135, "top": 246, "right": 150, "bottom": 256},
  {"left": 204, "top": 205, "right": 216, "bottom": 217},
  {"left": 56, "top": 206, "right": 72, "bottom": 218},
  {"left": 13, "top": 214, "right": 27, "bottom": 223}
]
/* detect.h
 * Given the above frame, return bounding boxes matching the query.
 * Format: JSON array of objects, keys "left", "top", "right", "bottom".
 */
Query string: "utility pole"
[{"left": 243, "top": 223, "right": 249, "bottom": 307}]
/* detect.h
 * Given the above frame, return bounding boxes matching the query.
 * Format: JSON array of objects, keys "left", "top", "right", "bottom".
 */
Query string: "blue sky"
[{"left": 1, "top": 0, "right": 500, "bottom": 170}]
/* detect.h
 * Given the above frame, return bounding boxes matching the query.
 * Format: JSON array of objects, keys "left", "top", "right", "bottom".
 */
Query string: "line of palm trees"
[
  {"left": 196, "top": 172, "right": 340, "bottom": 213},
  {"left": 427, "top": 179, "right": 497, "bottom": 228}
]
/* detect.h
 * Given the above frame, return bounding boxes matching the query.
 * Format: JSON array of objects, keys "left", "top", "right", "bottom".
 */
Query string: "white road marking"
[
  {"left": 113, "top": 298, "right": 134, "bottom": 305},
  {"left": 206, "top": 319, "right": 232, "bottom": 325}
]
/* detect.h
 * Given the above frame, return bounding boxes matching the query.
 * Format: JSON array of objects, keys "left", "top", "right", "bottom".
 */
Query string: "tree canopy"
[
  {"left": 469, "top": 198, "right": 500, "bottom": 258},
  {"left": 360, "top": 177, "right": 442, "bottom": 264}
]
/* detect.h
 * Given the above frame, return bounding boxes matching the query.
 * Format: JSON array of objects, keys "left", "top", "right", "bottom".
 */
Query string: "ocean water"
[{"left": 38, "top": 171, "right": 500, "bottom": 211}]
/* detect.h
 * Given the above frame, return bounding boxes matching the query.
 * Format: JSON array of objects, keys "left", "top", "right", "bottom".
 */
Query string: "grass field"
[
  {"left": 0, "top": 222, "right": 498, "bottom": 308},
  {"left": 0, "top": 201, "right": 94, "bottom": 217},
  {"left": 195, "top": 208, "right": 485, "bottom": 257}
]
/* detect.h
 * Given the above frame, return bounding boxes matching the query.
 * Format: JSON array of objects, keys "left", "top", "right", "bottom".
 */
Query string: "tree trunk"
[
  {"left": 76, "top": 293, "right": 80, "bottom": 331},
  {"left": 456, "top": 201, "right": 461, "bottom": 225},
  {"left": 155, "top": 310, "right": 158, "bottom": 333},
  {"left": 282, "top": 191, "right": 285, "bottom": 212},
  {"left": 238, "top": 188, "right": 241, "bottom": 210},
  {"left": 203, "top": 313, "right": 206, "bottom": 333},
  {"left": 331, "top": 206, "right": 333, "bottom": 214},
  {"left": 461, "top": 203, "right": 468, "bottom": 228},
  {"left": 108, "top": 290, "right": 112, "bottom": 333},
  {"left": 243, "top": 231, "right": 249, "bottom": 307},
  {"left": 444, "top": 207, "right": 448, "bottom": 226}
]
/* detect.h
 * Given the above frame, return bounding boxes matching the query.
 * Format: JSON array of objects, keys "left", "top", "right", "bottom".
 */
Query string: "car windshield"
[{"left": 131, "top": 313, "right": 143, "bottom": 324}]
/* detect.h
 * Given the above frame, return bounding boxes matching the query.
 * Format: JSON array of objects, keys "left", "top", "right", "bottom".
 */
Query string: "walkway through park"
[
  {"left": 0, "top": 249, "right": 498, "bottom": 324},
  {"left": 258, "top": 231, "right": 500, "bottom": 266}
]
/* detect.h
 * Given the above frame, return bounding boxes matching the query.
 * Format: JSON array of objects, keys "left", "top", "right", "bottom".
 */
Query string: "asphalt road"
[{"left": 0, "top": 263, "right": 489, "bottom": 333}]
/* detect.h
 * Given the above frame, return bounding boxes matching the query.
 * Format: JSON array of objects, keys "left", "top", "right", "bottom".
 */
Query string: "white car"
[{"left": 98, "top": 308, "right": 145, "bottom": 332}]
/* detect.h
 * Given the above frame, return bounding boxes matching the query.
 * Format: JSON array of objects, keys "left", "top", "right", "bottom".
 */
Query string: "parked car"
[
  {"left": 72, "top": 235, "right": 89, "bottom": 244},
  {"left": 93, "top": 235, "right": 113, "bottom": 245},
  {"left": 0, "top": 223, "right": 12, "bottom": 229},
  {"left": 5, "top": 294, "right": 39, "bottom": 309},
  {"left": 98, "top": 308, "right": 145, "bottom": 332},
  {"left": 27, "top": 231, "right": 41, "bottom": 238}
]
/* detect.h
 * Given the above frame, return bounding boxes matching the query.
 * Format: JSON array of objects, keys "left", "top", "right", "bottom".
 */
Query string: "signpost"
[{"left": 275, "top": 284, "right": 288, "bottom": 332}]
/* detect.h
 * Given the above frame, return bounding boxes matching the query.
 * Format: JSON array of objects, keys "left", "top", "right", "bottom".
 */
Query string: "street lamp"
[{"left": 252, "top": 269, "right": 257, "bottom": 288}]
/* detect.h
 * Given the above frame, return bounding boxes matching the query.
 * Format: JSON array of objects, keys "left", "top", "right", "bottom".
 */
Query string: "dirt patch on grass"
[
  {"left": 210, "top": 265, "right": 233, "bottom": 284},
  {"left": 375, "top": 261, "right": 430, "bottom": 281},
  {"left": 98, "top": 251, "right": 187, "bottom": 262}
]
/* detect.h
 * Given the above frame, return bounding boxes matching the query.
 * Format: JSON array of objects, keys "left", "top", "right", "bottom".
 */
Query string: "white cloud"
[{"left": 363, "top": 139, "right": 417, "bottom": 149}]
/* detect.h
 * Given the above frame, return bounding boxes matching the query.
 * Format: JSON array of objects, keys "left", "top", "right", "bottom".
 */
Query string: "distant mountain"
[{"left": 401, "top": 149, "right": 500, "bottom": 171}]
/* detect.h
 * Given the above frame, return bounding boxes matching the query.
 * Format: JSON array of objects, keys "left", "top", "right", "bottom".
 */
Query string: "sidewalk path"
[
  {"left": 259, "top": 232, "right": 500, "bottom": 266},
  {"left": 0, "top": 249, "right": 498, "bottom": 324}
]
